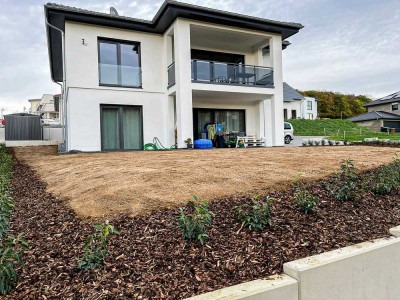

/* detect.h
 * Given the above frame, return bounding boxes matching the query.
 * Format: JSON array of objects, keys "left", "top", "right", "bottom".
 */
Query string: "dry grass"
[{"left": 13, "top": 146, "right": 400, "bottom": 218}]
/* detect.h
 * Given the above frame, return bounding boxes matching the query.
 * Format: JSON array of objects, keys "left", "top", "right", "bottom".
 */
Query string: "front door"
[{"left": 101, "top": 105, "right": 143, "bottom": 151}]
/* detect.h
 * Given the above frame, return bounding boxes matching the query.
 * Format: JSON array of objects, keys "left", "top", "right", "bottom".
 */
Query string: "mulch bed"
[{"left": 6, "top": 155, "right": 400, "bottom": 299}]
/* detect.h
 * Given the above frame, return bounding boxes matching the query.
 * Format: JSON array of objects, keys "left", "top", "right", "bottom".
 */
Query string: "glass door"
[
  {"left": 123, "top": 107, "right": 142, "bottom": 150},
  {"left": 101, "top": 107, "right": 120, "bottom": 150},
  {"left": 101, "top": 105, "right": 143, "bottom": 151}
]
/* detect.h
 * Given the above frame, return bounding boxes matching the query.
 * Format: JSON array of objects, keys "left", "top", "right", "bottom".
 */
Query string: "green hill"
[{"left": 286, "top": 119, "right": 400, "bottom": 142}]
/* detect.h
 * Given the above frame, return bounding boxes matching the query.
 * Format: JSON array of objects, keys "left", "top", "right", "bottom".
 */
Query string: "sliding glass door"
[
  {"left": 193, "top": 108, "right": 246, "bottom": 139},
  {"left": 101, "top": 105, "right": 143, "bottom": 151}
]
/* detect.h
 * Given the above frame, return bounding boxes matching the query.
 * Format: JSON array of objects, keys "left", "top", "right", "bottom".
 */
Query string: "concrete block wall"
[{"left": 186, "top": 225, "right": 400, "bottom": 300}]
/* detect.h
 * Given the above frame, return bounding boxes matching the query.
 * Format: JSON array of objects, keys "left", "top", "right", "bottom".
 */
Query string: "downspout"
[{"left": 45, "top": 18, "right": 68, "bottom": 152}]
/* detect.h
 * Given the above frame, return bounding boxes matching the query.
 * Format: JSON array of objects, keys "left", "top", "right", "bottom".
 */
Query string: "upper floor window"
[
  {"left": 98, "top": 39, "right": 141, "bottom": 88},
  {"left": 307, "top": 101, "right": 312, "bottom": 110},
  {"left": 392, "top": 103, "right": 399, "bottom": 111}
]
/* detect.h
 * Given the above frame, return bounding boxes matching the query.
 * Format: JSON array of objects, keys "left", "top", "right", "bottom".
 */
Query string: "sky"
[{"left": 0, "top": 0, "right": 399, "bottom": 115}]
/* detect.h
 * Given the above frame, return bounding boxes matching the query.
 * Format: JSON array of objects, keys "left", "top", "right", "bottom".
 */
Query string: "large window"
[
  {"left": 98, "top": 39, "right": 141, "bottom": 88},
  {"left": 193, "top": 108, "right": 245, "bottom": 139},
  {"left": 101, "top": 105, "right": 143, "bottom": 151}
]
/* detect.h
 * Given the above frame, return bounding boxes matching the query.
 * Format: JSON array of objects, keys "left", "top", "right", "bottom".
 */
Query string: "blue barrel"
[{"left": 194, "top": 139, "right": 213, "bottom": 149}]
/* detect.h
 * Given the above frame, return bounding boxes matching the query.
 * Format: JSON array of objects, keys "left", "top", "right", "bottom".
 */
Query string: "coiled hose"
[{"left": 144, "top": 137, "right": 177, "bottom": 151}]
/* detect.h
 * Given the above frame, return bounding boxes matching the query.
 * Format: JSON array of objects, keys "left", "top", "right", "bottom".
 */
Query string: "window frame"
[
  {"left": 97, "top": 37, "right": 142, "bottom": 89},
  {"left": 100, "top": 104, "right": 144, "bottom": 151},
  {"left": 392, "top": 103, "right": 399, "bottom": 111},
  {"left": 307, "top": 100, "right": 312, "bottom": 110}
]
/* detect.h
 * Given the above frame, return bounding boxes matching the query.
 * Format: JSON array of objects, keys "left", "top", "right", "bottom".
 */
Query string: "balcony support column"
[
  {"left": 269, "top": 34, "right": 284, "bottom": 146},
  {"left": 173, "top": 20, "right": 193, "bottom": 148}
]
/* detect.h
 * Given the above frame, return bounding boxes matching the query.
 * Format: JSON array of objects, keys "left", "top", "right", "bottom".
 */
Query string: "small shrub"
[
  {"left": 292, "top": 175, "right": 319, "bottom": 214},
  {"left": 0, "top": 193, "right": 14, "bottom": 238},
  {"left": 330, "top": 159, "right": 359, "bottom": 201},
  {"left": 343, "top": 140, "right": 349, "bottom": 146},
  {"left": 313, "top": 140, "right": 321, "bottom": 146},
  {"left": 321, "top": 139, "right": 326, "bottom": 146},
  {"left": 372, "top": 156, "right": 400, "bottom": 195},
  {"left": 335, "top": 141, "right": 340, "bottom": 145},
  {"left": 0, "top": 233, "right": 29, "bottom": 295},
  {"left": 307, "top": 140, "right": 314, "bottom": 147},
  {"left": 235, "top": 195, "right": 273, "bottom": 232},
  {"left": 328, "top": 140, "right": 334, "bottom": 146},
  {"left": 78, "top": 221, "right": 119, "bottom": 270},
  {"left": 302, "top": 140, "right": 308, "bottom": 147},
  {"left": 177, "top": 195, "right": 214, "bottom": 244}
]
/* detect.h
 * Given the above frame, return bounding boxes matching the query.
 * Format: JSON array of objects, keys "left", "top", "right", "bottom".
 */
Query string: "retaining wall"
[{"left": 186, "top": 225, "right": 400, "bottom": 300}]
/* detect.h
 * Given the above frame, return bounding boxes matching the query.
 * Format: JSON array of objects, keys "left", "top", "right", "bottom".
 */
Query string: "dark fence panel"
[{"left": 5, "top": 113, "right": 42, "bottom": 141}]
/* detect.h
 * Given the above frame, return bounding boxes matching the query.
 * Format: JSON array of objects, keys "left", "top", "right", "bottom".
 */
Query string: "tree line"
[{"left": 299, "top": 90, "right": 372, "bottom": 119}]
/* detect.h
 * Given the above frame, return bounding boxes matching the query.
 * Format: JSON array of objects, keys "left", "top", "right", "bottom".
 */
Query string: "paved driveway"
[{"left": 285, "top": 136, "right": 326, "bottom": 147}]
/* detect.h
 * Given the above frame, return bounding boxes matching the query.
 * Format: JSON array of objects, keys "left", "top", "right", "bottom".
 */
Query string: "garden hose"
[{"left": 144, "top": 137, "right": 177, "bottom": 151}]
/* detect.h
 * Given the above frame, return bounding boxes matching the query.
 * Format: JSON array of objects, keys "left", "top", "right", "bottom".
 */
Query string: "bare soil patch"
[
  {"left": 7, "top": 154, "right": 400, "bottom": 299},
  {"left": 13, "top": 146, "right": 400, "bottom": 218}
]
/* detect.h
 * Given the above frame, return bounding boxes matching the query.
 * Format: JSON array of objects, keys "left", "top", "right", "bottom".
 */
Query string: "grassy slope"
[{"left": 286, "top": 119, "right": 400, "bottom": 142}]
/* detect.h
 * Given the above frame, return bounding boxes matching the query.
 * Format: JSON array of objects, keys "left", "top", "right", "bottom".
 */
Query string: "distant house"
[
  {"left": 283, "top": 82, "right": 317, "bottom": 119},
  {"left": 348, "top": 91, "right": 400, "bottom": 132},
  {"left": 28, "top": 94, "right": 59, "bottom": 120}
]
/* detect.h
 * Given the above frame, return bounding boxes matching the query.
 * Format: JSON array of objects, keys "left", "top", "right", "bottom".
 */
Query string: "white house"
[
  {"left": 283, "top": 83, "right": 317, "bottom": 120},
  {"left": 44, "top": 1, "right": 303, "bottom": 152},
  {"left": 28, "top": 94, "right": 60, "bottom": 120}
]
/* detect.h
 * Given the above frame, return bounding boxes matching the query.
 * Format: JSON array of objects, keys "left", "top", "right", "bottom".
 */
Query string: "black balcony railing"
[
  {"left": 191, "top": 60, "right": 274, "bottom": 87},
  {"left": 167, "top": 62, "right": 176, "bottom": 88}
]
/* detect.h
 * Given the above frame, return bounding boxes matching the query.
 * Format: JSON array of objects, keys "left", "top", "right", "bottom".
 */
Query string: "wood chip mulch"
[{"left": 5, "top": 156, "right": 400, "bottom": 299}]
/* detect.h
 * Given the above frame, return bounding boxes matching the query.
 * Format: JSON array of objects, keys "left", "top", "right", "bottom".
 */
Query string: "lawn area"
[
  {"left": 287, "top": 119, "right": 400, "bottom": 142},
  {"left": 14, "top": 145, "right": 400, "bottom": 218}
]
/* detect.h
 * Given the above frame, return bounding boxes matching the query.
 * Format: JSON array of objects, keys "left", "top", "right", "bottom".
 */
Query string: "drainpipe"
[{"left": 45, "top": 18, "right": 68, "bottom": 152}]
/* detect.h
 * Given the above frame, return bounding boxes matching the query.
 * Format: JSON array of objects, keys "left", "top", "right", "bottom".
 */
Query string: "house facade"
[
  {"left": 45, "top": 1, "right": 303, "bottom": 152},
  {"left": 349, "top": 91, "right": 400, "bottom": 132},
  {"left": 28, "top": 94, "right": 60, "bottom": 120},
  {"left": 283, "top": 82, "right": 317, "bottom": 120}
]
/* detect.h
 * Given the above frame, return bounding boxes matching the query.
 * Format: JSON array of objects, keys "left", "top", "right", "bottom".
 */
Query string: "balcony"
[{"left": 191, "top": 60, "right": 273, "bottom": 87}]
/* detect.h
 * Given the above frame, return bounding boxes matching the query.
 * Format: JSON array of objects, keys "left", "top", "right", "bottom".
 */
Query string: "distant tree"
[{"left": 299, "top": 90, "right": 372, "bottom": 119}]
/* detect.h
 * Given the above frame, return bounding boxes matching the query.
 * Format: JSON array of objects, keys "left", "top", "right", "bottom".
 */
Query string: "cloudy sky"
[{"left": 0, "top": 0, "right": 399, "bottom": 114}]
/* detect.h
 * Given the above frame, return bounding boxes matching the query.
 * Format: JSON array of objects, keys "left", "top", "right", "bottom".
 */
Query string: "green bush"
[
  {"left": 0, "top": 233, "right": 28, "bottom": 295},
  {"left": 330, "top": 159, "right": 360, "bottom": 201},
  {"left": 294, "top": 190, "right": 319, "bottom": 213},
  {"left": 235, "top": 195, "right": 273, "bottom": 232},
  {"left": 177, "top": 195, "right": 214, "bottom": 245},
  {"left": 78, "top": 221, "right": 119, "bottom": 270},
  {"left": 372, "top": 156, "right": 400, "bottom": 195}
]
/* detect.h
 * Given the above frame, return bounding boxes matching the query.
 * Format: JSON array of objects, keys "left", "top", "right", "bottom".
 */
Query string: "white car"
[{"left": 284, "top": 122, "right": 294, "bottom": 144}]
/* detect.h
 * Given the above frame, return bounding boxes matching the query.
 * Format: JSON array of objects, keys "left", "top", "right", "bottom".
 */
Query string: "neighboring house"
[
  {"left": 44, "top": 1, "right": 303, "bottom": 152},
  {"left": 348, "top": 91, "right": 400, "bottom": 132},
  {"left": 283, "top": 82, "right": 317, "bottom": 119},
  {"left": 363, "top": 91, "right": 400, "bottom": 115},
  {"left": 28, "top": 94, "right": 60, "bottom": 120}
]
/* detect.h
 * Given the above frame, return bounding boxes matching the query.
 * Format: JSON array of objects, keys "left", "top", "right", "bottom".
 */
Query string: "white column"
[
  {"left": 173, "top": 20, "right": 193, "bottom": 148},
  {"left": 269, "top": 35, "right": 284, "bottom": 146}
]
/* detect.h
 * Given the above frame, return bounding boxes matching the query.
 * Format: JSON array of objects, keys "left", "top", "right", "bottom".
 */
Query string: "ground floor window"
[
  {"left": 101, "top": 105, "right": 143, "bottom": 150},
  {"left": 291, "top": 110, "right": 297, "bottom": 119},
  {"left": 284, "top": 109, "right": 288, "bottom": 119},
  {"left": 193, "top": 108, "right": 245, "bottom": 140},
  {"left": 307, "top": 113, "right": 313, "bottom": 119}
]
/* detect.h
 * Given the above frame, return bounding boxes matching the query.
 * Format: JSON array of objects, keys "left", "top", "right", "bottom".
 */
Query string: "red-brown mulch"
[{"left": 6, "top": 155, "right": 400, "bottom": 299}]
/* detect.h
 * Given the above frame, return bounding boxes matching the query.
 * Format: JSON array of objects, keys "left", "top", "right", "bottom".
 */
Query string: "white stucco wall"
[
  {"left": 283, "top": 101, "right": 301, "bottom": 119},
  {"left": 62, "top": 18, "right": 285, "bottom": 151}
]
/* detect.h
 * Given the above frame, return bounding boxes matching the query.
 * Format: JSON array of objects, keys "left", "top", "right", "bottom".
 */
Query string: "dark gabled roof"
[
  {"left": 45, "top": 1, "right": 303, "bottom": 82},
  {"left": 364, "top": 91, "right": 400, "bottom": 107},
  {"left": 283, "top": 82, "right": 305, "bottom": 102},
  {"left": 348, "top": 111, "right": 400, "bottom": 122}
]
